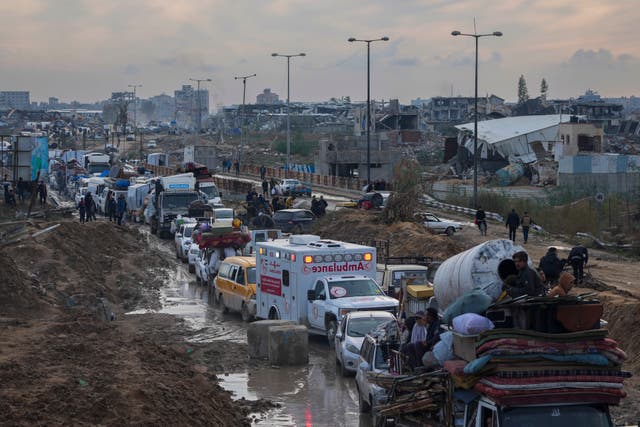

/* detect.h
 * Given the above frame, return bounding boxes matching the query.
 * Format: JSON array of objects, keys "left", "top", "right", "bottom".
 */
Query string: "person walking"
[
  {"left": 521, "top": 211, "right": 533, "bottom": 244},
  {"left": 568, "top": 245, "right": 589, "bottom": 284},
  {"left": 85, "top": 192, "right": 95, "bottom": 222},
  {"left": 78, "top": 197, "right": 86, "bottom": 223},
  {"left": 37, "top": 181, "right": 47, "bottom": 205},
  {"left": 475, "top": 206, "right": 487, "bottom": 236},
  {"left": 260, "top": 165, "right": 266, "bottom": 181},
  {"left": 107, "top": 192, "right": 117, "bottom": 222},
  {"left": 234, "top": 161, "right": 240, "bottom": 176},
  {"left": 505, "top": 209, "right": 520, "bottom": 242},
  {"left": 16, "top": 177, "right": 25, "bottom": 203},
  {"left": 318, "top": 195, "right": 328, "bottom": 217},
  {"left": 116, "top": 194, "right": 127, "bottom": 226},
  {"left": 261, "top": 179, "right": 269, "bottom": 198}
]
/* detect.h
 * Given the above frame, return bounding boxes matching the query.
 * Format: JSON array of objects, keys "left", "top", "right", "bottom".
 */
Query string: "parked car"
[
  {"left": 213, "top": 256, "right": 257, "bottom": 321},
  {"left": 355, "top": 329, "right": 401, "bottom": 423},
  {"left": 146, "top": 140, "right": 157, "bottom": 148},
  {"left": 335, "top": 311, "right": 398, "bottom": 376},
  {"left": 187, "top": 242, "right": 201, "bottom": 273},
  {"left": 272, "top": 209, "right": 316, "bottom": 234},
  {"left": 280, "top": 179, "right": 311, "bottom": 197},
  {"left": 416, "top": 212, "right": 462, "bottom": 236},
  {"left": 357, "top": 192, "right": 384, "bottom": 210}
]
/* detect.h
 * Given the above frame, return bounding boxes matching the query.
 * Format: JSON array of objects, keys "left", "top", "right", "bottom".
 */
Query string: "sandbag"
[
  {"left": 433, "top": 331, "right": 454, "bottom": 365},
  {"left": 453, "top": 313, "right": 495, "bottom": 335},
  {"left": 442, "top": 289, "right": 493, "bottom": 325}
]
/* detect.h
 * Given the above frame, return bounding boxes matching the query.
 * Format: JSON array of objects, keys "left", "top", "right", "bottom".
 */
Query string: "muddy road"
[{"left": 146, "top": 231, "right": 373, "bottom": 426}]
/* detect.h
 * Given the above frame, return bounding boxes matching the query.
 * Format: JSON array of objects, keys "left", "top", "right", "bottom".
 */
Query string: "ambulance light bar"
[{"left": 302, "top": 252, "right": 373, "bottom": 264}]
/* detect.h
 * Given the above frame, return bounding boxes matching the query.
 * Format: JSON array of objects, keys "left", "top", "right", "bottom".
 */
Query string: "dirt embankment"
[{"left": 0, "top": 220, "right": 264, "bottom": 427}]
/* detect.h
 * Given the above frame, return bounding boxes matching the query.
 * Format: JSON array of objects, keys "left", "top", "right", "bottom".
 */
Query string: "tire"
[
  {"left": 339, "top": 356, "right": 351, "bottom": 377},
  {"left": 219, "top": 295, "right": 229, "bottom": 313},
  {"left": 241, "top": 303, "right": 252, "bottom": 322},
  {"left": 445, "top": 227, "right": 455, "bottom": 236},
  {"left": 196, "top": 274, "right": 201, "bottom": 285},
  {"left": 188, "top": 264, "right": 195, "bottom": 274},
  {"left": 358, "top": 388, "right": 371, "bottom": 413},
  {"left": 176, "top": 250, "right": 180, "bottom": 260},
  {"left": 268, "top": 307, "right": 279, "bottom": 320},
  {"left": 326, "top": 319, "right": 338, "bottom": 349}
]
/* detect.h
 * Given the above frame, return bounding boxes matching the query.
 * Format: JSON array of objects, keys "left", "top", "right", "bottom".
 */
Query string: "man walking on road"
[
  {"left": 521, "top": 211, "right": 533, "bottom": 243},
  {"left": 505, "top": 209, "right": 520, "bottom": 242}
]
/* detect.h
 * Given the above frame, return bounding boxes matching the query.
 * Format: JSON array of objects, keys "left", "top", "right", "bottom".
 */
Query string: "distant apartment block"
[
  {"left": 149, "top": 93, "right": 175, "bottom": 122},
  {"left": 174, "top": 85, "right": 209, "bottom": 129},
  {"left": 0, "top": 91, "right": 30, "bottom": 109},
  {"left": 48, "top": 97, "right": 59, "bottom": 107},
  {"left": 256, "top": 88, "right": 280, "bottom": 105},
  {"left": 426, "top": 95, "right": 505, "bottom": 122}
]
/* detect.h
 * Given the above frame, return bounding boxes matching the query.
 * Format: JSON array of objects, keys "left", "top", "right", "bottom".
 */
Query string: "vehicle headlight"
[{"left": 345, "top": 344, "right": 359, "bottom": 354}]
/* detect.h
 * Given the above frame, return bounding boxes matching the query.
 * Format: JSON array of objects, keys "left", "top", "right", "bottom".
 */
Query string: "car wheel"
[
  {"left": 340, "top": 357, "right": 351, "bottom": 377},
  {"left": 195, "top": 274, "right": 201, "bottom": 285},
  {"left": 358, "top": 388, "right": 371, "bottom": 413},
  {"left": 219, "top": 295, "right": 229, "bottom": 313},
  {"left": 176, "top": 250, "right": 180, "bottom": 259},
  {"left": 326, "top": 320, "right": 338, "bottom": 349},
  {"left": 445, "top": 226, "right": 455, "bottom": 236},
  {"left": 188, "top": 264, "right": 195, "bottom": 273},
  {"left": 241, "top": 303, "right": 252, "bottom": 322}
]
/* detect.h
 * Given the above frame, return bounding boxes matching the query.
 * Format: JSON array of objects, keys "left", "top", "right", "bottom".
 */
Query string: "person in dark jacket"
[
  {"left": 568, "top": 245, "right": 589, "bottom": 283},
  {"left": 505, "top": 209, "right": 520, "bottom": 242},
  {"left": 78, "top": 197, "right": 86, "bottom": 223},
  {"left": 37, "top": 181, "right": 47, "bottom": 205},
  {"left": 538, "top": 247, "right": 564, "bottom": 285},
  {"left": 475, "top": 206, "right": 487, "bottom": 236},
  {"left": 84, "top": 192, "right": 95, "bottom": 222},
  {"left": 505, "top": 251, "right": 544, "bottom": 298},
  {"left": 116, "top": 194, "right": 127, "bottom": 225}
]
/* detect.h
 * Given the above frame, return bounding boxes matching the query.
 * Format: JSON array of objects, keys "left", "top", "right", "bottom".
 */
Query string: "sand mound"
[
  {"left": 0, "top": 254, "right": 48, "bottom": 317},
  {"left": 314, "top": 210, "right": 463, "bottom": 260}
]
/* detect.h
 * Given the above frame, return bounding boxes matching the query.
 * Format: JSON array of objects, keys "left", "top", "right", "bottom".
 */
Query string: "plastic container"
[{"left": 433, "top": 239, "right": 526, "bottom": 310}]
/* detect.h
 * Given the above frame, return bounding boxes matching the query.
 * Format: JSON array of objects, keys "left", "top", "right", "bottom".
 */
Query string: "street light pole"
[
  {"left": 128, "top": 84, "right": 142, "bottom": 156},
  {"left": 189, "top": 78, "right": 212, "bottom": 134},
  {"left": 271, "top": 53, "right": 306, "bottom": 178},
  {"left": 234, "top": 73, "right": 256, "bottom": 163},
  {"left": 451, "top": 29, "right": 502, "bottom": 209},
  {"left": 348, "top": 37, "right": 389, "bottom": 186}
]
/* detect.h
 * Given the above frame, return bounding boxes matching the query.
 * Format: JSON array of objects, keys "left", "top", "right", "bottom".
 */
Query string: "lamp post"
[
  {"left": 271, "top": 52, "right": 306, "bottom": 178},
  {"left": 128, "top": 84, "right": 142, "bottom": 156},
  {"left": 234, "top": 73, "right": 256, "bottom": 163},
  {"left": 189, "top": 78, "right": 212, "bottom": 134},
  {"left": 451, "top": 29, "right": 502, "bottom": 209},
  {"left": 348, "top": 36, "right": 389, "bottom": 186}
]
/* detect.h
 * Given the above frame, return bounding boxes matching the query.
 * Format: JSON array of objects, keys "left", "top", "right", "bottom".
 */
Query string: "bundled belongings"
[{"left": 192, "top": 220, "right": 250, "bottom": 250}]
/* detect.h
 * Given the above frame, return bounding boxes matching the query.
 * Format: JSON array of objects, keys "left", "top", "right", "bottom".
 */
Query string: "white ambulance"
[{"left": 256, "top": 235, "right": 398, "bottom": 345}]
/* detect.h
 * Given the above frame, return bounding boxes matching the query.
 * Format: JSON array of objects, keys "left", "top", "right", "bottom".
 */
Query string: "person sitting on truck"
[
  {"left": 505, "top": 251, "right": 544, "bottom": 298},
  {"left": 403, "top": 308, "right": 441, "bottom": 369}
]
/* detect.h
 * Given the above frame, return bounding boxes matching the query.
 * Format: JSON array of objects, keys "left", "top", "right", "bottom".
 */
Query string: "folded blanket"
[{"left": 480, "top": 378, "right": 624, "bottom": 391}]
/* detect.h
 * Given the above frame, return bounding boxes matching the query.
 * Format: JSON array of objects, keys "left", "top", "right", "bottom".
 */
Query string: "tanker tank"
[{"left": 433, "top": 239, "right": 530, "bottom": 310}]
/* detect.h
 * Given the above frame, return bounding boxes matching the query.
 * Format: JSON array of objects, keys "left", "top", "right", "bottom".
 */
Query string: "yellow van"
[{"left": 214, "top": 256, "right": 257, "bottom": 321}]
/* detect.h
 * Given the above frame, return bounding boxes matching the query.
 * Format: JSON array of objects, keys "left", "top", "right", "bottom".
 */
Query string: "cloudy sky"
[{"left": 1, "top": 0, "right": 638, "bottom": 108}]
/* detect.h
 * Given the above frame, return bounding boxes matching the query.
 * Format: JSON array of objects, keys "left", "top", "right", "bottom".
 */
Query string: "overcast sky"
[{"left": 1, "top": 0, "right": 638, "bottom": 108}]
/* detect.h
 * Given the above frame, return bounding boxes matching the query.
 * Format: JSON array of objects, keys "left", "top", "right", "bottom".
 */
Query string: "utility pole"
[
  {"left": 189, "top": 78, "right": 211, "bottom": 134},
  {"left": 234, "top": 73, "right": 256, "bottom": 162}
]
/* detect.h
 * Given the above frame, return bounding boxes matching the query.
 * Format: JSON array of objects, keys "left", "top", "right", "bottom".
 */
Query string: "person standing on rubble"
[
  {"left": 520, "top": 211, "right": 533, "bottom": 244},
  {"left": 504, "top": 251, "right": 544, "bottom": 298},
  {"left": 568, "top": 244, "right": 589, "bottom": 284},
  {"left": 84, "top": 192, "right": 95, "bottom": 222},
  {"left": 505, "top": 208, "right": 520, "bottom": 242}
]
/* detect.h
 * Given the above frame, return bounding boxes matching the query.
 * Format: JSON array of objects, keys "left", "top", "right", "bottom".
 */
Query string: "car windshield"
[
  {"left": 162, "top": 193, "right": 199, "bottom": 209},
  {"left": 374, "top": 343, "right": 395, "bottom": 370},
  {"left": 246, "top": 267, "right": 256, "bottom": 284},
  {"left": 391, "top": 271, "right": 428, "bottom": 287},
  {"left": 87, "top": 164, "right": 108, "bottom": 174},
  {"left": 200, "top": 185, "right": 219, "bottom": 198},
  {"left": 215, "top": 209, "right": 233, "bottom": 219},
  {"left": 347, "top": 317, "right": 391, "bottom": 338},
  {"left": 328, "top": 279, "right": 383, "bottom": 299},
  {"left": 502, "top": 404, "right": 612, "bottom": 427},
  {"left": 183, "top": 227, "right": 195, "bottom": 237}
]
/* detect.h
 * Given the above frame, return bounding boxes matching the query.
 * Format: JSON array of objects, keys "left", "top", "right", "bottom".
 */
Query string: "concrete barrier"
[
  {"left": 247, "top": 320, "right": 296, "bottom": 359},
  {"left": 268, "top": 325, "right": 309, "bottom": 366}
]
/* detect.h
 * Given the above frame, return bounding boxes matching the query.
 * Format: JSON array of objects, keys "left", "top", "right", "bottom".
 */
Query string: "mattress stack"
[
  {"left": 193, "top": 223, "right": 250, "bottom": 249},
  {"left": 444, "top": 328, "right": 630, "bottom": 406}
]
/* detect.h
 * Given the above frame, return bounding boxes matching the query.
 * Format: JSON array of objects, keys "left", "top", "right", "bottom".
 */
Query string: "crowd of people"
[
  {"left": 2, "top": 174, "right": 47, "bottom": 207},
  {"left": 75, "top": 190, "right": 127, "bottom": 225}
]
